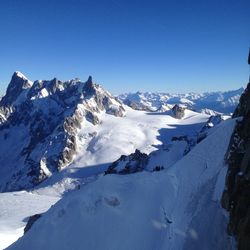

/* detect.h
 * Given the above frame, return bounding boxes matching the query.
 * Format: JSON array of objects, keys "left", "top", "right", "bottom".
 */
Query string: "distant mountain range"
[{"left": 119, "top": 88, "right": 244, "bottom": 114}]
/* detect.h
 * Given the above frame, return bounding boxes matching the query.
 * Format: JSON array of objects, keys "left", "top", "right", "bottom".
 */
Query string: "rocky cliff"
[
  {"left": 0, "top": 72, "right": 125, "bottom": 191},
  {"left": 221, "top": 69, "right": 250, "bottom": 248}
]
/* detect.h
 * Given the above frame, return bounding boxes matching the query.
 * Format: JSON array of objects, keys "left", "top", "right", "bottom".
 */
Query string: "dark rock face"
[
  {"left": 105, "top": 149, "right": 149, "bottom": 175},
  {"left": 0, "top": 72, "right": 125, "bottom": 191},
  {"left": 221, "top": 82, "right": 250, "bottom": 250},
  {"left": 171, "top": 104, "right": 185, "bottom": 119},
  {"left": 24, "top": 214, "right": 42, "bottom": 234},
  {"left": 233, "top": 82, "right": 250, "bottom": 118}
]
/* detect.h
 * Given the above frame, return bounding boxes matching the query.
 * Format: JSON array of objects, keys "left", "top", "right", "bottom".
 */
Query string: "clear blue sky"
[{"left": 0, "top": 0, "right": 249, "bottom": 94}]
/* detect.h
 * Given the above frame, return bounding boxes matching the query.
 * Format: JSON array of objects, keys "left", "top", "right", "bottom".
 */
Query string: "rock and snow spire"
[
  {"left": 0, "top": 71, "right": 33, "bottom": 106},
  {"left": 0, "top": 72, "right": 125, "bottom": 191}
]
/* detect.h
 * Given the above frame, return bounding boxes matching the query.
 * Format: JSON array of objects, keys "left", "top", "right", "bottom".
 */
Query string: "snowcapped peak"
[
  {"left": 119, "top": 88, "right": 244, "bottom": 115},
  {"left": 0, "top": 72, "right": 126, "bottom": 190},
  {"left": 11, "top": 71, "right": 33, "bottom": 89},
  {"left": 14, "top": 71, "right": 28, "bottom": 80},
  {"left": 0, "top": 71, "right": 33, "bottom": 106}
]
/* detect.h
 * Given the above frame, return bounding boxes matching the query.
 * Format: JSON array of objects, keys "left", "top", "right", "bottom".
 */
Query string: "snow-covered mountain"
[
  {"left": 1, "top": 71, "right": 247, "bottom": 250},
  {"left": 0, "top": 105, "right": 212, "bottom": 249},
  {"left": 6, "top": 113, "right": 236, "bottom": 250},
  {"left": 0, "top": 72, "right": 125, "bottom": 191},
  {"left": 0, "top": 72, "right": 220, "bottom": 249},
  {"left": 2, "top": 72, "right": 231, "bottom": 192},
  {"left": 119, "top": 88, "right": 244, "bottom": 114}
]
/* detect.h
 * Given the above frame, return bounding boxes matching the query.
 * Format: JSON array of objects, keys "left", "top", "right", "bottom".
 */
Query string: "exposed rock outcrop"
[
  {"left": 24, "top": 214, "right": 42, "bottom": 234},
  {"left": 105, "top": 149, "right": 149, "bottom": 175},
  {"left": 0, "top": 72, "right": 125, "bottom": 191},
  {"left": 221, "top": 57, "right": 250, "bottom": 249},
  {"left": 171, "top": 104, "right": 186, "bottom": 119}
]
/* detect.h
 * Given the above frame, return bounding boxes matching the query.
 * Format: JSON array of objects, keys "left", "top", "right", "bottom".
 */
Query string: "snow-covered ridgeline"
[{"left": 119, "top": 88, "right": 244, "bottom": 114}]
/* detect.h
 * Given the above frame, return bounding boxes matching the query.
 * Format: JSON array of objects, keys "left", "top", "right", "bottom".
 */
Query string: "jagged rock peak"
[
  {"left": 11, "top": 71, "right": 33, "bottom": 88},
  {"left": 13, "top": 71, "right": 28, "bottom": 80},
  {"left": 0, "top": 72, "right": 126, "bottom": 191},
  {"left": 0, "top": 71, "right": 33, "bottom": 106},
  {"left": 105, "top": 149, "right": 149, "bottom": 175},
  {"left": 87, "top": 75, "right": 93, "bottom": 83}
]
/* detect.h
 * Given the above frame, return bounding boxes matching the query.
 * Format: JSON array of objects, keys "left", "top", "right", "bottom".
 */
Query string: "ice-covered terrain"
[
  {"left": 0, "top": 90, "right": 213, "bottom": 249},
  {"left": 0, "top": 72, "right": 240, "bottom": 191},
  {"left": 0, "top": 72, "right": 125, "bottom": 191},
  {"left": 32, "top": 107, "right": 210, "bottom": 196},
  {"left": 0, "top": 107, "right": 211, "bottom": 249},
  {"left": 119, "top": 88, "right": 244, "bottom": 114},
  {"left": 6, "top": 117, "right": 236, "bottom": 250},
  {"left": 0, "top": 71, "right": 242, "bottom": 250},
  {"left": 0, "top": 191, "right": 58, "bottom": 249}
]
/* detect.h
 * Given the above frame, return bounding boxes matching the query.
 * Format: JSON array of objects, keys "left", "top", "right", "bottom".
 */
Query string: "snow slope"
[
  {"left": 33, "top": 107, "right": 209, "bottom": 197},
  {"left": 0, "top": 191, "right": 58, "bottom": 250},
  {"left": 7, "top": 118, "right": 236, "bottom": 250},
  {"left": 0, "top": 106, "right": 210, "bottom": 249}
]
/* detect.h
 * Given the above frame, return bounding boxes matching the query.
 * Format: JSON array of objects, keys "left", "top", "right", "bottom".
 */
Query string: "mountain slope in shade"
[
  {"left": 221, "top": 81, "right": 250, "bottom": 249},
  {"left": 119, "top": 88, "right": 244, "bottom": 114},
  {"left": 0, "top": 72, "right": 125, "bottom": 191},
  {"left": 7, "top": 117, "right": 236, "bottom": 250}
]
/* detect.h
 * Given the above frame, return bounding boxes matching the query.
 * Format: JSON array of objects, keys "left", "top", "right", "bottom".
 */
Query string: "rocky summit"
[
  {"left": 0, "top": 72, "right": 125, "bottom": 191},
  {"left": 105, "top": 149, "right": 149, "bottom": 175}
]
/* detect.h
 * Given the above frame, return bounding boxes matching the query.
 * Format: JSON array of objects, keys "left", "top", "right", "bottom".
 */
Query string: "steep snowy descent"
[{"left": 7, "top": 118, "right": 236, "bottom": 250}]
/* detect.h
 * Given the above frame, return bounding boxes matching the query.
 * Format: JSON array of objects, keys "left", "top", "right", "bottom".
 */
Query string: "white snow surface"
[
  {"left": 0, "top": 107, "right": 210, "bottom": 249},
  {"left": 6, "top": 118, "right": 236, "bottom": 250},
  {"left": 34, "top": 107, "right": 209, "bottom": 196},
  {"left": 0, "top": 191, "right": 58, "bottom": 250},
  {"left": 74, "top": 107, "right": 206, "bottom": 165}
]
